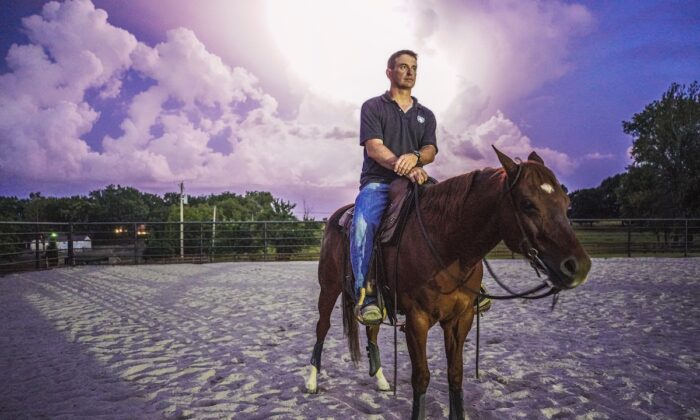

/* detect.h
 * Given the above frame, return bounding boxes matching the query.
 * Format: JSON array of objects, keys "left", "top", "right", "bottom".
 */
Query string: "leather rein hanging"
[{"left": 412, "top": 163, "right": 561, "bottom": 302}]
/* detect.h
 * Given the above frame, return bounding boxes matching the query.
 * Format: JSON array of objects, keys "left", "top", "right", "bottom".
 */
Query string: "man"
[{"left": 351, "top": 50, "right": 437, "bottom": 324}]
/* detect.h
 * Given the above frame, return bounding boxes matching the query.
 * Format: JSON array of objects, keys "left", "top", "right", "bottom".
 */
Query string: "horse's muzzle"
[{"left": 543, "top": 254, "right": 591, "bottom": 290}]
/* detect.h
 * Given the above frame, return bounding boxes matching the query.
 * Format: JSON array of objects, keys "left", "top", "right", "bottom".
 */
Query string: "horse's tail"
[
  {"left": 326, "top": 203, "right": 362, "bottom": 365},
  {"left": 341, "top": 285, "right": 362, "bottom": 365}
]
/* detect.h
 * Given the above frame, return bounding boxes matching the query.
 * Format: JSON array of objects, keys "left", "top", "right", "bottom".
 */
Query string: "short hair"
[{"left": 387, "top": 50, "right": 418, "bottom": 70}]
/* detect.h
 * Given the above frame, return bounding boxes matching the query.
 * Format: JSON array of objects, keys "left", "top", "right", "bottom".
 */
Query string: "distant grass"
[{"left": 474, "top": 220, "right": 693, "bottom": 259}]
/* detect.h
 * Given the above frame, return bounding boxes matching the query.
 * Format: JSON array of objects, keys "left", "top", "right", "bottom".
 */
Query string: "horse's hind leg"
[
  {"left": 441, "top": 309, "right": 475, "bottom": 420},
  {"left": 366, "top": 325, "right": 391, "bottom": 391},
  {"left": 306, "top": 281, "right": 341, "bottom": 393}
]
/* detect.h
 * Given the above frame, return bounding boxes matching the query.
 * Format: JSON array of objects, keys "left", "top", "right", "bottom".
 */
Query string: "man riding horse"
[{"left": 351, "top": 49, "right": 490, "bottom": 324}]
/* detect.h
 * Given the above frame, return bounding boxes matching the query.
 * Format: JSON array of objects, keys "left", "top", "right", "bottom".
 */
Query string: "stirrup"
[
  {"left": 476, "top": 286, "right": 492, "bottom": 314},
  {"left": 354, "top": 288, "right": 386, "bottom": 326}
]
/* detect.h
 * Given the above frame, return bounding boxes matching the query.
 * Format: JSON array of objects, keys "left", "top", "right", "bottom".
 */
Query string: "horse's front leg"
[
  {"left": 405, "top": 311, "right": 431, "bottom": 420},
  {"left": 441, "top": 308, "right": 475, "bottom": 420},
  {"left": 366, "top": 324, "right": 391, "bottom": 391}
]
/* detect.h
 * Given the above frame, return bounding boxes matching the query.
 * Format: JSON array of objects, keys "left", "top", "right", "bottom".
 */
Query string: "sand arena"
[{"left": 1, "top": 258, "right": 698, "bottom": 418}]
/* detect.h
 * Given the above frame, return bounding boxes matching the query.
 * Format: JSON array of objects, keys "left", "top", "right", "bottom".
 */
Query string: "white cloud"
[
  {"left": 410, "top": 0, "right": 594, "bottom": 114},
  {"left": 17, "top": 0, "right": 136, "bottom": 102},
  {"left": 0, "top": 0, "right": 136, "bottom": 180},
  {"left": 434, "top": 111, "right": 576, "bottom": 180},
  {"left": 584, "top": 152, "right": 615, "bottom": 160},
  {"left": 0, "top": 0, "right": 594, "bottom": 215}
]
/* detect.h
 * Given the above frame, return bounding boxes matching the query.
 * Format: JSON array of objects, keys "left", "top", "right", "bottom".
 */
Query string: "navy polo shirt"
[{"left": 359, "top": 92, "right": 438, "bottom": 188}]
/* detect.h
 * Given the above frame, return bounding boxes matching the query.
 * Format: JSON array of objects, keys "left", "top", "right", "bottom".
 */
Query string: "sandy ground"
[{"left": 0, "top": 258, "right": 698, "bottom": 419}]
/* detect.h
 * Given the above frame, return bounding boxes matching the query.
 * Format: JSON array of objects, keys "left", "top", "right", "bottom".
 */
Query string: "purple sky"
[{"left": 1, "top": 0, "right": 698, "bottom": 218}]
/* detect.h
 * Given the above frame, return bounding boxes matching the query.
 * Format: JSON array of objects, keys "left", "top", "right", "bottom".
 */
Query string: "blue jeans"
[{"left": 350, "top": 182, "right": 391, "bottom": 300}]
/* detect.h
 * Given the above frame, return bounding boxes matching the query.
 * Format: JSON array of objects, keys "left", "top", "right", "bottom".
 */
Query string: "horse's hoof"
[
  {"left": 306, "top": 366, "right": 318, "bottom": 394},
  {"left": 375, "top": 368, "right": 391, "bottom": 391},
  {"left": 305, "top": 380, "right": 318, "bottom": 394}
]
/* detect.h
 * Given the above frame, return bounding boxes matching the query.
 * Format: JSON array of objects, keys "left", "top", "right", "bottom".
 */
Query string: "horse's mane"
[
  {"left": 422, "top": 160, "right": 562, "bottom": 211},
  {"left": 421, "top": 167, "right": 504, "bottom": 217}
]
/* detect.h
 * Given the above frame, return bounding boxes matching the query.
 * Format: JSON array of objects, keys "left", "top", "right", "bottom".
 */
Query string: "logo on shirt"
[{"left": 417, "top": 115, "right": 425, "bottom": 124}]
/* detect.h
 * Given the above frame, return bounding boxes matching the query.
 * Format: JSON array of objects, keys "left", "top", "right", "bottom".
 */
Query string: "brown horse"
[{"left": 306, "top": 147, "right": 591, "bottom": 419}]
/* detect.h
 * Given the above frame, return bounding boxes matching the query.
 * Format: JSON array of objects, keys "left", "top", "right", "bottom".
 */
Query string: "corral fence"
[{"left": 0, "top": 219, "right": 698, "bottom": 274}]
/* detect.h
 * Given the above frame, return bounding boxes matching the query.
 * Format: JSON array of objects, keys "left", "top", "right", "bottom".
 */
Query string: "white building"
[{"left": 29, "top": 234, "right": 92, "bottom": 251}]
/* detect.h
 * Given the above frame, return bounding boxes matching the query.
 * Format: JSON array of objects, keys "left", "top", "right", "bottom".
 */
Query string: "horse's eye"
[{"left": 522, "top": 200, "right": 537, "bottom": 212}]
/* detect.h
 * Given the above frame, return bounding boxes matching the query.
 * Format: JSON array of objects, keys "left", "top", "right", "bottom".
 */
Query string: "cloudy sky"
[{"left": 1, "top": 0, "right": 698, "bottom": 218}]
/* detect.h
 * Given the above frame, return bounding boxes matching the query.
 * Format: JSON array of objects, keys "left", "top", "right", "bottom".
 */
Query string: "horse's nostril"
[{"left": 560, "top": 257, "right": 577, "bottom": 277}]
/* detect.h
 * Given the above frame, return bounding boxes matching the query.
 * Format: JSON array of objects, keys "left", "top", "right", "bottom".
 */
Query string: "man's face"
[{"left": 387, "top": 54, "right": 417, "bottom": 89}]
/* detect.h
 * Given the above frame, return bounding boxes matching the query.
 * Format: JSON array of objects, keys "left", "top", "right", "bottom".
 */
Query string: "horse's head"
[{"left": 493, "top": 146, "right": 591, "bottom": 290}]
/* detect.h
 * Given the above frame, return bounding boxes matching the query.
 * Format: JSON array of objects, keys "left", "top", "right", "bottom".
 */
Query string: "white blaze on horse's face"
[{"left": 540, "top": 183, "right": 555, "bottom": 194}]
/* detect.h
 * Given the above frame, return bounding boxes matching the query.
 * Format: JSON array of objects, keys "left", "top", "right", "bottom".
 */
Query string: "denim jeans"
[{"left": 350, "top": 182, "right": 391, "bottom": 299}]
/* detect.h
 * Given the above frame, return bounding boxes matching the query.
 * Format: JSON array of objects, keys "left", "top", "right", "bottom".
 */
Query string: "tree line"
[
  {"left": 0, "top": 188, "right": 322, "bottom": 262},
  {"left": 568, "top": 82, "right": 700, "bottom": 219},
  {"left": 0, "top": 187, "right": 302, "bottom": 223}
]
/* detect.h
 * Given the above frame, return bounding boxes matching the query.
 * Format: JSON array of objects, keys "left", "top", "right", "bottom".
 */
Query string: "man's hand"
[
  {"left": 394, "top": 153, "right": 419, "bottom": 176},
  {"left": 406, "top": 167, "right": 428, "bottom": 185}
]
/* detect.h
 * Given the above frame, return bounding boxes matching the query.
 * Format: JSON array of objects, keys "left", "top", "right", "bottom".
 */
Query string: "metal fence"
[
  {"left": 0, "top": 220, "right": 325, "bottom": 274},
  {"left": 570, "top": 219, "right": 700, "bottom": 257},
  {"left": 1, "top": 219, "right": 698, "bottom": 274}
]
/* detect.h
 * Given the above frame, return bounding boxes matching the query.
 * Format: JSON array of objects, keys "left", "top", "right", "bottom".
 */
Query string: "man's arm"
[
  {"left": 365, "top": 140, "right": 437, "bottom": 177},
  {"left": 417, "top": 144, "right": 437, "bottom": 166},
  {"left": 365, "top": 138, "right": 401, "bottom": 171},
  {"left": 393, "top": 143, "right": 437, "bottom": 175}
]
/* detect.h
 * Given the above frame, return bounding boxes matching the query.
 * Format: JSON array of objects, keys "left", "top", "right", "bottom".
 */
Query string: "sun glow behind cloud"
[{"left": 264, "top": 0, "right": 462, "bottom": 115}]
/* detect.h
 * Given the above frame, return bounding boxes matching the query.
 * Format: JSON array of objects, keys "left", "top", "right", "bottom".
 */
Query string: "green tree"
[
  {"left": 89, "top": 185, "right": 151, "bottom": 221},
  {"left": 0, "top": 196, "right": 25, "bottom": 260},
  {"left": 55, "top": 196, "right": 95, "bottom": 222},
  {"left": 0, "top": 196, "right": 23, "bottom": 221},
  {"left": 569, "top": 174, "right": 625, "bottom": 218},
  {"left": 621, "top": 82, "right": 700, "bottom": 217}
]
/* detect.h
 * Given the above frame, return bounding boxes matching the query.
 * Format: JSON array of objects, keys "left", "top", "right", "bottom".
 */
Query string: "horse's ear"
[
  {"left": 528, "top": 151, "right": 545, "bottom": 165},
  {"left": 492, "top": 145, "right": 518, "bottom": 178}
]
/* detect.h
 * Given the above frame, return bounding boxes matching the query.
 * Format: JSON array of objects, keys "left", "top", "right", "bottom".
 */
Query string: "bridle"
[
  {"left": 502, "top": 163, "right": 558, "bottom": 286},
  {"left": 412, "top": 163, "right": 561, "bottom": 302}
]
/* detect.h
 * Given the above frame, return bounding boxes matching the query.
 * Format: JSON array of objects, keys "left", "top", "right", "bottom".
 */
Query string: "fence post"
[
  {"left": 627, "top": 221, "right": 632, "bottom": 258},
  {"left": 34, "top": 223, "right": 40, "bottom": 269},
  {"left": 199, "top": 222, "right": 204, "bottom": 262},
  {"left": 68, "top": 223, "right": 74, "bottom": 266},
  {"left": 264, "top": 222, "right": 268, "bottom": 261},
  {"left": 685, "top": 219, "right": 689, "bottom": 258},
  {"left": 133, "top": 222, "right": 138, "bottom": 265},
  {"left": 211, "top": 221, "right": 216, "bottom": 260}
]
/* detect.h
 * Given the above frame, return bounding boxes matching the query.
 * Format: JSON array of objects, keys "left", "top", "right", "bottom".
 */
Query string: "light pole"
[{"left": 180, "top": 181, "right": 186, "bottom": 258}]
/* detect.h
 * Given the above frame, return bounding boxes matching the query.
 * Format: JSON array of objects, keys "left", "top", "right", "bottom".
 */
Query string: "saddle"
[{"left": 338, "top": 178, "right": 436, "bottom": 325}]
